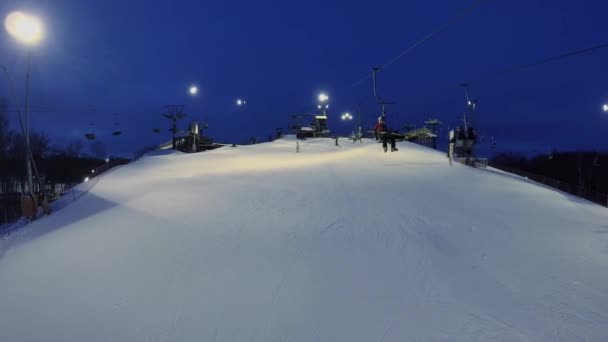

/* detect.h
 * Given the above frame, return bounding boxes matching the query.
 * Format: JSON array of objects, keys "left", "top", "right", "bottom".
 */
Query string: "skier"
[{"left": 373, "top": 117, "right": 398, "bottom": 153}]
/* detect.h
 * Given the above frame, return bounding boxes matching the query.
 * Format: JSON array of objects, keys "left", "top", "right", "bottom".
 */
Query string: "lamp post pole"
[
  {"left": 24, "top": 53, "right": 34, "bottom": 195},
  {"left": 5, "top": 11, "right": 44, "bottom": 196}
]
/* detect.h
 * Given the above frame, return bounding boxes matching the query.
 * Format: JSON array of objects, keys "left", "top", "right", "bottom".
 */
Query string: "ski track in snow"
[{"left": 0, "top": 137, "right": 607, "bottom": 341}]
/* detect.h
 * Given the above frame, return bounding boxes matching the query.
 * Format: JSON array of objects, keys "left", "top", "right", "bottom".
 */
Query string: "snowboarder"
[{"left": 373, "top": 117, "right": 398, "bottom": 153}]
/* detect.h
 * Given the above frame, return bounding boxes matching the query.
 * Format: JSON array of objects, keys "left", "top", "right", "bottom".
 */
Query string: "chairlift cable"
[
  {"left": 383, "top": 0, "right": 491, "bottom": 70},
  {"left": 477, "top": 41, "right": 608, "bottom": 82},
  {"left": 350, "top": 0, "right": 491, "bottom": 88}
]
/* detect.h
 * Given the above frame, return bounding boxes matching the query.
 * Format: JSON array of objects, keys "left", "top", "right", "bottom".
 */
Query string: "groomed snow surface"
[{"left": 1, "top": 137, "right": 607, "bottom": 341}]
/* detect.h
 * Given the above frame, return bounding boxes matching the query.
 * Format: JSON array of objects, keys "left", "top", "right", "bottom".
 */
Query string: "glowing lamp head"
[
  {"left": 84, "top": 177, "right": 90, "bottom": 183},
  {"left": 5, "top": 11, "right": 44, "bottom": 45},
  {"left": 318, "top": 93, "right": 329, "bottom": 102},
  {"left": 604, "top": 104, "right": 608, "bottom": 113},
  {"left": 189, "top": 85, "right": 198, "bottom": 96},
  {"left": 236, "top": 99, "right": 246, "bottom": 106}
]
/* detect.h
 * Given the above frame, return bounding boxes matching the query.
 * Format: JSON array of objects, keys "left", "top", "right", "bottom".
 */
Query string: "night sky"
[{"left": 1, "top": 0, "right": 607, "bottom": 157}]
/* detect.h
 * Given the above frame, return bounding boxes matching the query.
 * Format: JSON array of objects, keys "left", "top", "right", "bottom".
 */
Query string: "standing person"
[
  {"left": 373, "top": 117, "right": 398, "bottom": 153},
  {"left": 448, "top": 129, "right": 455, "bottom": 166}
]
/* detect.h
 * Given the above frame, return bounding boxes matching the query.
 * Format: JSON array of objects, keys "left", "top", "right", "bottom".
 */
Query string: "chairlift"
[
  {"left": 112, "top": 131, "right": 122, "bottom": 136},
  {"left": 152, "top": 128, "right": 160, "bottom": 133},
  {"left": 450, "top": 84, "right": 480, "bottom": 160},
  {"left": 371, "top": 67, "right": 394, "bottom": 120},
  {"left": 85, "top": 123, "right": 96, "bottom": 140}
]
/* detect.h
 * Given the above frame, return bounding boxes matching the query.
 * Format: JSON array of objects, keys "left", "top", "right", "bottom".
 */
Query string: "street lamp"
[
  {"left": 317, "top": 92, "right": 329, "bottom": 115},
  {"left": 5, "top": 11, "right": 44, "bottom": 45},
  {"left": 5, "top": 11, "right": 44, "bottom": 197},
  {"left": 341, "top": 112, "right": 353, "bottom": 120},
  {"left": 603, "top": 104, "right": 608, "bottom": 113},
  {"left": 236, "top": 98, "right": 246, "bottom": 106},
  {"left": 189, "top": 85, "right": 198, "bottom": 96},
  {"left": 341, "top": 112, "right": 354, "bottom": 138}
]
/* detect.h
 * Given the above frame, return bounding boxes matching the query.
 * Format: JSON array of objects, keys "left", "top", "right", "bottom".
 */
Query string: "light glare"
[
  {"left": 189, "top": 85, "right": 198, "bottom": 95},
  {"left": 5, "top": 11, "right": 44, "bottom": 45}
]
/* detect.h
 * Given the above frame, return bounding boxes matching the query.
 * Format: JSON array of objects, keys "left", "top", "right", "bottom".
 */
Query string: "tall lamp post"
[
  {"left": 341, "top": 112, "right": 353, "bottom": 137},
  {"left": 5, "top": 11, "right": 44, "bottom": 196},
  {"left": 318, "top": 93, "right": 329, "bottom": 115},
  {"left": 188, "top": 85, "right": 199, "bottom": 151}
]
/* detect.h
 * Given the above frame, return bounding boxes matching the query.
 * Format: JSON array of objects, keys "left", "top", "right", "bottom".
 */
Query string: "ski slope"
[{"left": 1, "top": 137, "right": 607, "bottom": 341}]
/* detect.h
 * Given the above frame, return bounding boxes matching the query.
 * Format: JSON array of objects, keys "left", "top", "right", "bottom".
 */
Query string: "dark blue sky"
[{"left": 1, "top": 0, "right": 607, "bottom": 156}]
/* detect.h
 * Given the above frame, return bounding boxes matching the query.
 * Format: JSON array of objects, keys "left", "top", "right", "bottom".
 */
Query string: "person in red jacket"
[{"left": 373, "top": 116, "right": 398, "bottom": 152}]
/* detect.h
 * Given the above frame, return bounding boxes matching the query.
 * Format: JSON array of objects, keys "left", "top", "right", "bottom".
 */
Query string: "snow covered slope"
[{"left": 1, "top": 137, "right": 607, "bottom": 341}]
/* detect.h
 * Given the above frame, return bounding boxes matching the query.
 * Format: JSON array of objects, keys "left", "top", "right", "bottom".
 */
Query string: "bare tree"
[
  {"left": 29, "top": 132, "right": 50, "bottom": 160},
  {"left": 89, "top": 141, "right": 107, "bottom": 159},
  {"left": 0, "top": 99, "right": 9, "bottom": 157},
  {"left": 65, "top": 139, "right": 84, "bottom": 157}
]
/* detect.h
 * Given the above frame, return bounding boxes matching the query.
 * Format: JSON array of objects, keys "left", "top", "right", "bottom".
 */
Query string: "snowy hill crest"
[{"left": 0, "top": 138, "right": 607, "bottom": 341}]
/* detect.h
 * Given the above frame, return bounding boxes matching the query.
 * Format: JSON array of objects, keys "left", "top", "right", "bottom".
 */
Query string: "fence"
[
  {"left": 67, "top": 158, "right": 129, "bottom": 202},
  {"left": 0, "top": 193, "right": 22, "bottom": 225},
  {"left": 133, "top": 145, "right": 160, "bottom": 161},
  {"left": 491, "top": 165, "right": 608, "bottom": 207},
  {"left": 0, "top": 157, "right": 130, "bottom": 227}
]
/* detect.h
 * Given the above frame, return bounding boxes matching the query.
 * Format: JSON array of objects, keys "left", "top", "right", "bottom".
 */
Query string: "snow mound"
[{"left": 0, "top": 138, "right": 607, "bottom": 341}]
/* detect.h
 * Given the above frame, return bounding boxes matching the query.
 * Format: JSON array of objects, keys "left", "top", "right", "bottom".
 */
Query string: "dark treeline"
[
  {"left": 0, "top": 102, "right": 110, "bottom": 194},
  {"left": 491, "top": 151, "right": 608, "bottom": 194},
  {"left": 0, "top": 100, "right": 129, "bottom": 226}
]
